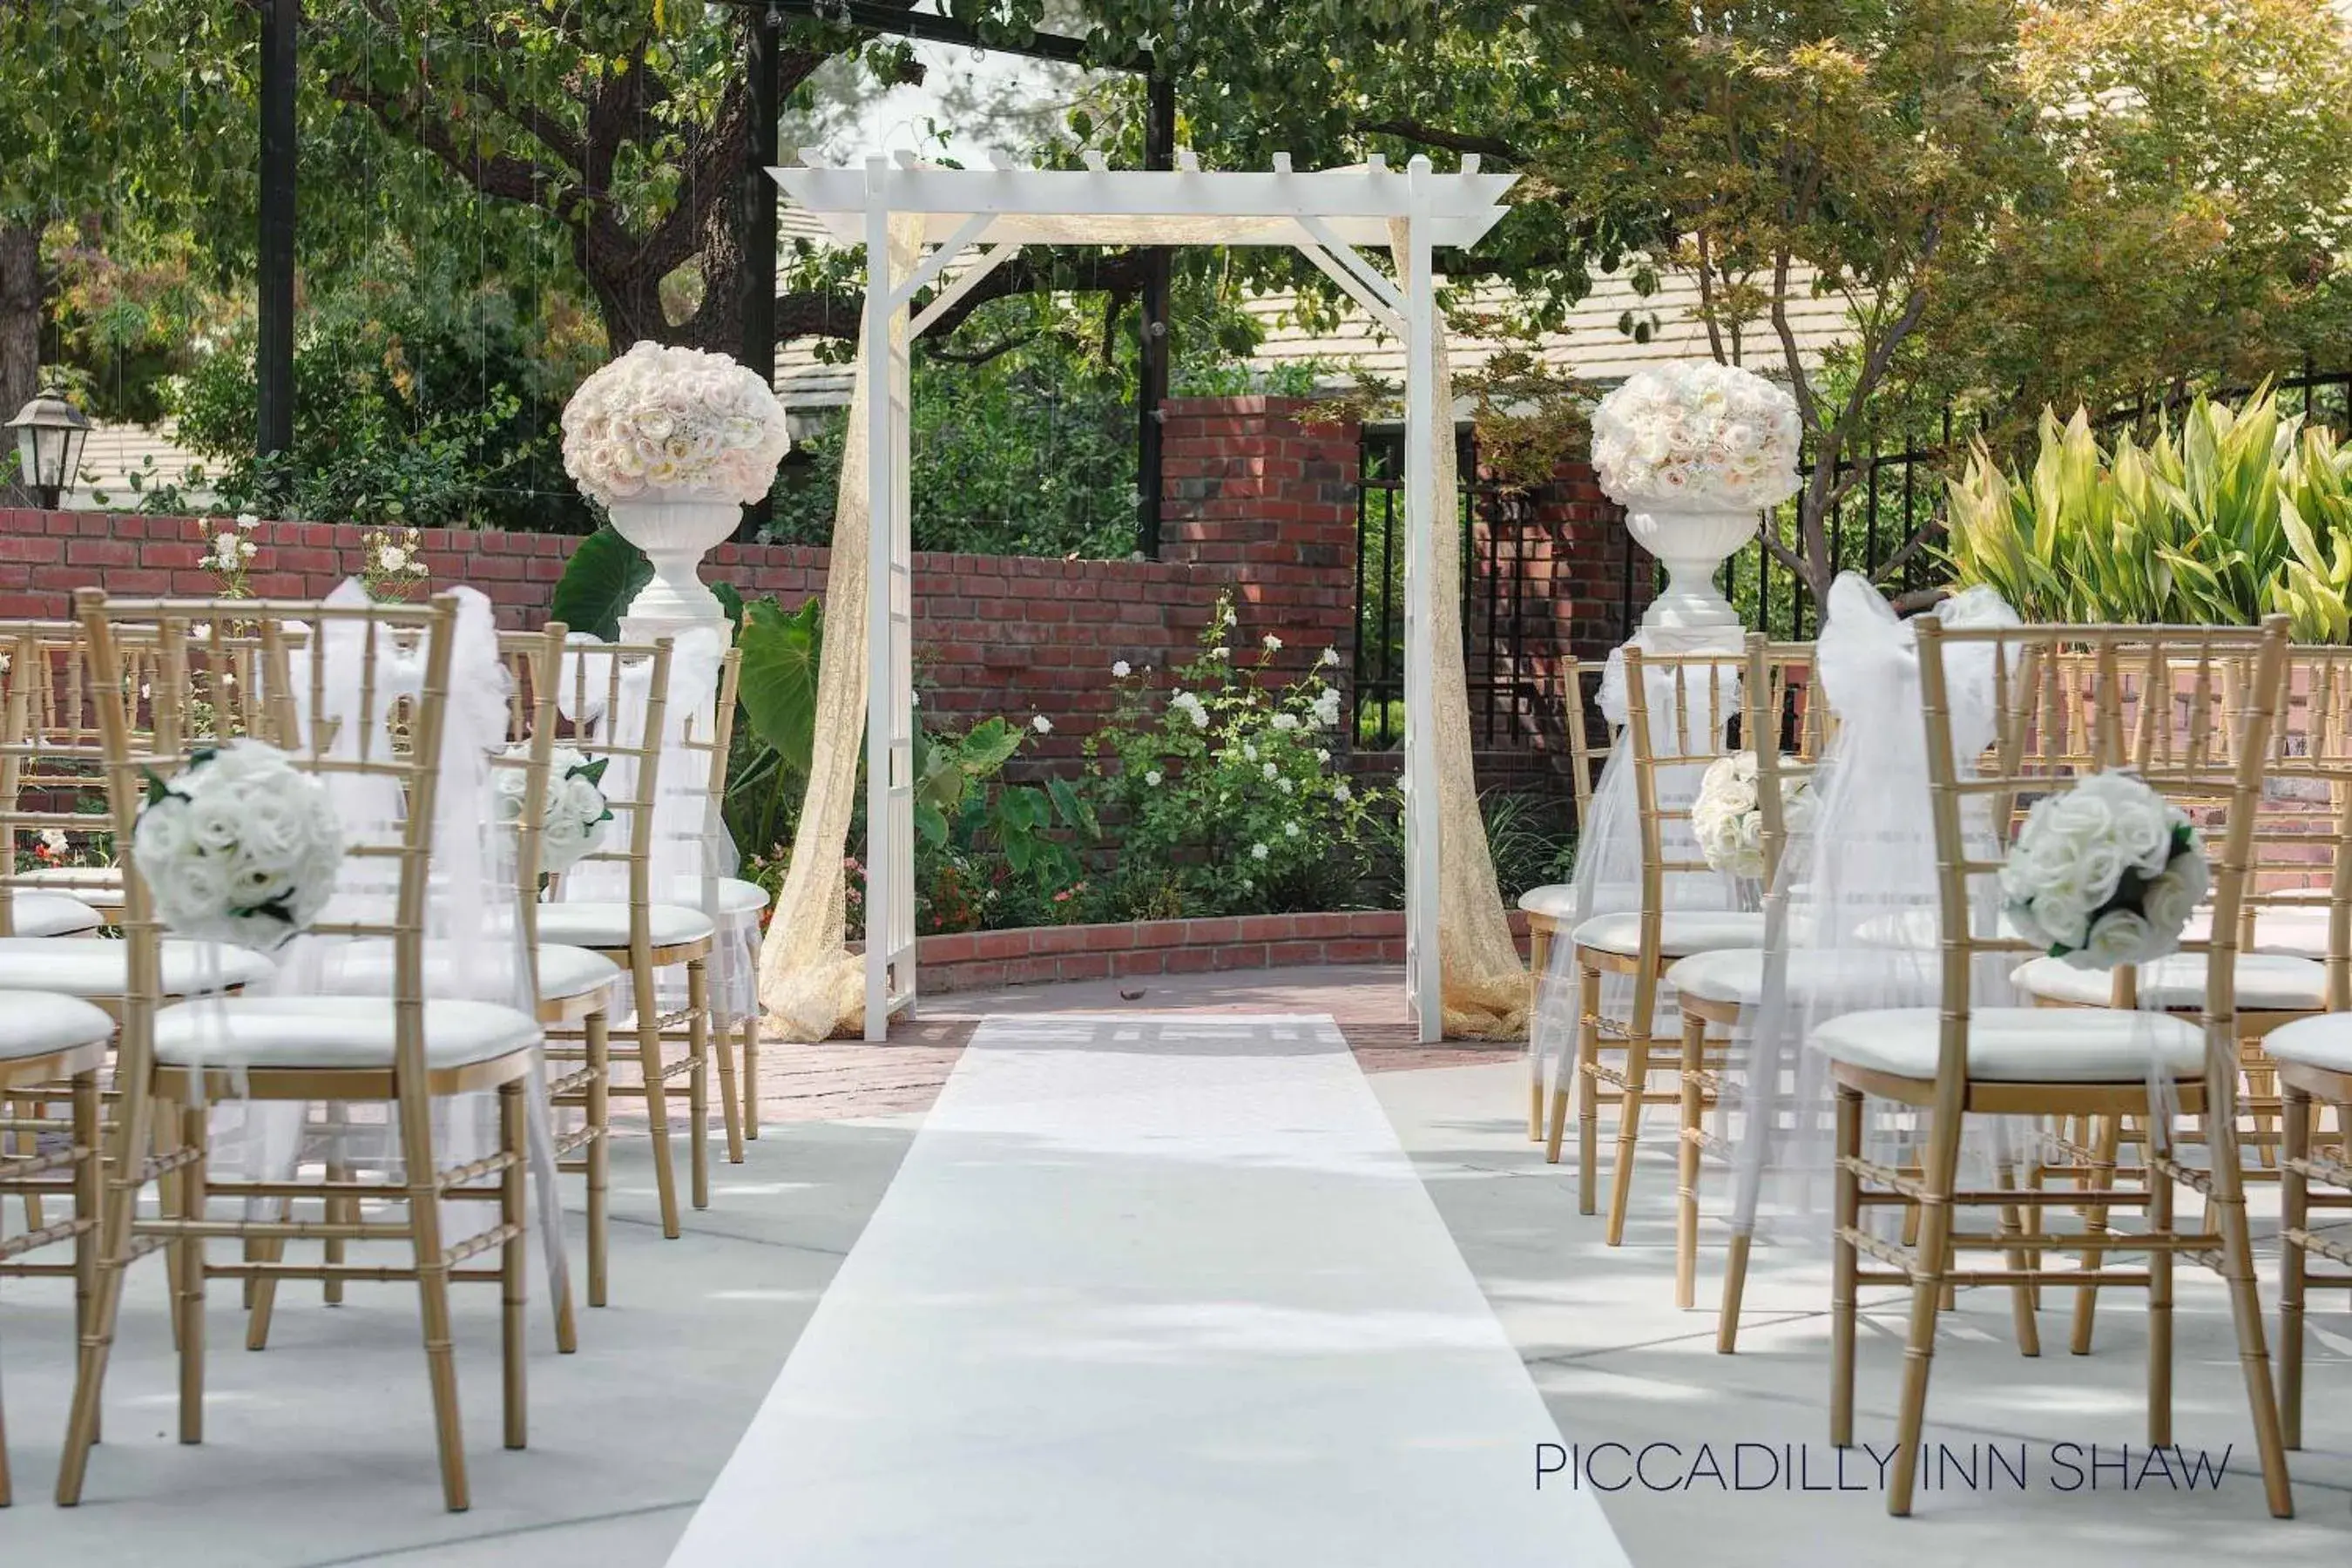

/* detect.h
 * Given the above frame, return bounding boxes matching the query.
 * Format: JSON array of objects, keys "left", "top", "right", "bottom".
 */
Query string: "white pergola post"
[{"left": 773, "top": 155, "right": 1516, "bottom": 1044}]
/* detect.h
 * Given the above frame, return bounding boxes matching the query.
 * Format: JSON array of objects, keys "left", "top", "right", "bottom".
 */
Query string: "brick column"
[{"left": 1158, "top": 395, "right": 1359, "bottom": 683}]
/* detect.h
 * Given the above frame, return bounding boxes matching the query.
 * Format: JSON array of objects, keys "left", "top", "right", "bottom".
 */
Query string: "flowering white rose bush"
[
  {"left": 1083, "top": 591, "right": 1383, "bottom": 919},
  {"left": 1590, "top": 360, "right": 1803, "bottom": 510},
  {"left": 132, "top": 740, "right": 342, "bottom": 950},
  {"left": 1689, "top": 750, "right": 1813, "bottom": 880},
  {"left": 561, "top": 341, "right": 791, "bottom": 506},
  {"left": 494, "top": 744, "right": 613, "bottom": 877},
  {"left": 2000, "top": 770, "right": 2207, "bottom": 970}
]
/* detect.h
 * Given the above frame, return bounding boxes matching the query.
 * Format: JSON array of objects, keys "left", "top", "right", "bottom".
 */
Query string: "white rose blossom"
[
  {"left": 2002, "top": 770, "right": 2201, "bottom": 969},
  {"left": 496, "top": 744, "right": 614, "bottom": 875},
  {"left": 1144, "top": 769, "right": 1162, "bottom": 787},
  {"left": 132, "top": 740, "right": 341, "bottom": 951},
  {"left": 561, "top": 341, "right": 792, "bottom": 507},
  {"left": 1590, "top": 361, "right": 1803, "bottom": 510}
]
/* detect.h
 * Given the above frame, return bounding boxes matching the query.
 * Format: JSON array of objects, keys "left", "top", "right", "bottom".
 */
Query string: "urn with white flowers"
[
  {"left": 561, "top": 341, "right": 792, "bottom": 636},
  {"left": 1590, "top": 361, "right": 1803, "bottom": 632}
]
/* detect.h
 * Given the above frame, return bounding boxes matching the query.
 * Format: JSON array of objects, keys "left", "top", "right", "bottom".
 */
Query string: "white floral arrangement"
[
  {"left": 494, "top": 745, "right": 613, "bottom": 876},
  {"left": 2000, "top": 770, "right": 2207, "bottom": 970},
  {"left": 132, "top": 740, "right": 341, "bottom": 950},
  {"left": 1590, "top": 360, "right": 1804, "bottom": 510},
  {"left": 1690, "top": 751, "right": 1813, "bottom": 880},
  {"left": 560, "top": 341, "right": 791, "bottom": 506}
]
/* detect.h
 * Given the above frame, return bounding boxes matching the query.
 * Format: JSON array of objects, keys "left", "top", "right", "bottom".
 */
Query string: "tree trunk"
[{"left": 0, "top": 221, "right": 40, "bottom": 504}]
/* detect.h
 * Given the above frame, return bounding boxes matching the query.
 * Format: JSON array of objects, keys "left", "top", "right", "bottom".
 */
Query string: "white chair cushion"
[
  {"left": 718, "top": 877, "right": 771, "bottom": 916},
  {"left": 2012, "top": 952, "right": 2324, "bottom": 1012},
  {"left": 0, "top": 990, "right": 114, "bottom": 1062},
  {"left": 1812, "top": 1006, "right": 2207, "bottom": 1083},
  {"left": 1664, "top": 949, "right": 1903, "bottom": 1009},
  {"left": 1517, "top": 883, "right": 1578, "bottom": 921},
  {"left": 1571, "top": 909, "right": 1767, "bottom": 960},
  {"left": 537, "top": 943, "right": 623, "bottom": 1001},
  {"left": 269, "top": 938, "right": 619, "bottom": 1005},
  {"left": 0, "top": 937, "right": 273, "bottom": 998},
  {"left": 536, "top": 901, "right": 715, "bottom": 950},
  {"left": 2262, "top": 1013, "right": 2352, "bottom": 1072},
  {"left": 153, "top": 995, "right": 540, "bottom": 1071},
  {"left": 9, "top": 891, "right": 105, "bottom": 937}
]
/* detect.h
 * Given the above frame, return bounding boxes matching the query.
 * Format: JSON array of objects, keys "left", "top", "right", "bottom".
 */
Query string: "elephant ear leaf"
[
  {"left": 710, "top": 581, "right": 746, "bottom": 632},
  {"left": 550, "top": 526, "right": 652, "bottom": 643},
  {"left": 735, "top": 595, "right": 824, "bottom": 778}
]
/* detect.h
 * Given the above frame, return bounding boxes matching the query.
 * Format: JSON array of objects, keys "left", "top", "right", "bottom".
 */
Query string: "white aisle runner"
[{"left": 667, "top": 1014, "right": 1627, "bottom": 1566}]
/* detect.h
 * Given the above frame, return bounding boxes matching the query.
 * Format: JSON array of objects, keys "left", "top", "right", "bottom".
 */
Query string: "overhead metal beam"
[
  {"left": 759, "top": 0, "right": 1150, "bottom": 72},
  {"left": 1136, "top": 75, "right": 1174, "bottom": 559},
  {"left": 256, "top": 0, "right": 298, "bottom": 472},
  {"left": 737, "top": 0, "right": 782, "bottom": 542}
]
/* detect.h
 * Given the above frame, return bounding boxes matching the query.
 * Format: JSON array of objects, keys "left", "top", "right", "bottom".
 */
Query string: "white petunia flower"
[
  {"left": 1112, "top": 659, "right": 1132, "bottom": 679},
  {"left": 239, "top": 539, "right": 257, "bottom": 558},
  {"left": 1315, "top": 748, "right": 1331, "bottom": 765},
  {"left": 235, "top": 512, "right": 260, "bottom": 531},
  {"left": 1320, "top": 646, "right": 1340, "bottom": 667},
  {"left": 1031, "top": 714, "right": 1053, "bottom": 735},
  {"left": 1262, "top": 633, "right": 1281, "bottom": 652},
  {"left": 1334, "top": 782, "right": 1352, "bottom": 803}
]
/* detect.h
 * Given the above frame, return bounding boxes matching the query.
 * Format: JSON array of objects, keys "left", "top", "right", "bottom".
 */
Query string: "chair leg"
[
  {"left": 323, "top": 1127, "right": 351, "bottom": 1307},
  {"left": 740, "top": 1016, "right": 761, "bottom": 1142},
  {"left": 2147, "top": 1126, "right": 2174, "bottom": 1449},
  {"left": 500, "top": 1082, "right": 529, "bottom": 1452},
  {"left": 2070, "top": 1113, "right": 2120, "bottom": 1355},
  {"left": 56, "top": 1057, "right": 158, "bottom": 1506},
  {"left": 1829, "top": 1085, "right": 1862, "bottom": 1449},
  {"left": 1994, "top": 1156, "right": 2039, "bottom": 1358},
  {"left": 1526, "top": 923, "right": 1552, "bottom": 1142},
  {"left": 1605, "top": 972, "right": 1660, "bottom": 1247},
  {"left": 688, "top": 959, "right": 712, "bottom": 1210},
  {"left": 71, "top": 1072, "right": 100, "bottom": 1350},
  {"left": 632, "top": 962, "right": 681, "bottom": 1240},
  {"left": 713, "top": 1004, "right": 745, "bottom": 1166},
  {"left": 175, "top": 1101, "right": 207, "bottom": 1446},
  {"left": 586, "top": 1010, "right": 611, "bottom": 1310},
  {"left": 2281, "top": 1084, "right": 2310, "bottom": 1450},
  {"left": 156, "top": 1106, "right": 185, "bottom": 1355},
  {"left": 401, "top": 1122, "right": 469, "bottom": 1512},
  {"left": 1887, "top": 1097, "right": 1965, "bottom": 1518},
  {"left": 1717, "top": 1229, "right": 1752, "bottom": 1355},
  {"left": 2208, "top": 1115, "right": 2295, "bottom": 1517},
  {"left": 1545, "top": 956, "right": 1593, "bottom": 1169},
  {"left": 1675, "top": 1013, "right": 1706, "bottom": 1310}
]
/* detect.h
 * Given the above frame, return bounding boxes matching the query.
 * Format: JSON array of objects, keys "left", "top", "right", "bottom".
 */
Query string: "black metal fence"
[{"left": 1355, "top": 429, "right": 1559, "bottom": 751}]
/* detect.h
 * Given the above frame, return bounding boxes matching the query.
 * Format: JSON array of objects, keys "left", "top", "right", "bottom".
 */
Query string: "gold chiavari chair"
[
  {"left": 1521, "top": 658, "right": 1612, "bottom": 1141},
  {"left": 1547, "top": 645, "right": 1808, "bottom": 1250},
  {"left": 535, "top": 636, "right": 715, "bottom": 1240},
  {"left": 1818, "top": 616, "right": 2294, "bottom": 1519},
  {"left": 678, "top": 642, "right": 750, "bottom": 1160},
  {"left": 58, "top": 591, "right": 544, "bottom": 1511},
  {"left": 500, "top": 625, "right": 623, "bottom": 1328},
  {"left": 1653, "top": 638, "right": 1834, "bottom": 1312},
  {"left": 0, "top": 990, "right": 110, "bottom": 1504}
]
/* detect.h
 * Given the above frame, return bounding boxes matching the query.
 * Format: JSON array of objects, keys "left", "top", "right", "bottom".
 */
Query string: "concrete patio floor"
[{"left": 3, "top": 963, "right": 2349, "bottom": 1564}]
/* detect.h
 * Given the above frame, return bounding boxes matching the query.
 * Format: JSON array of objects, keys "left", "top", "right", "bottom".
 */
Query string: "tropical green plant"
[
  {"left": 1083, "top": 593, "right": 1384, "bottom": 920},
  {"left": 909, "top": 715, "right": 1098, "bottom": 935},
  {"left": 1946, "top": 387, "right": 2352, "bottom": 640}
]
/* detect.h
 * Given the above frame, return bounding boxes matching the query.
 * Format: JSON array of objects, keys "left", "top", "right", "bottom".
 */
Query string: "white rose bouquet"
[
  {"left": 1690, "top": 751, "right": 1813, "bottom": 880},
  {"left": 132, "top": 740, "right": 341, "bottom": 950},
  {"left": 2000, "top": 770, "right": 2207, "bottom": 970},
  {"left": 560, "top": 341, "right": 792, "bottom": 507},
  {"left": 494, "top": 744, "right": 614, "bottom": 876},
  {"left": 1590, "top": 361, "right": 1804, "bottom": 510}
]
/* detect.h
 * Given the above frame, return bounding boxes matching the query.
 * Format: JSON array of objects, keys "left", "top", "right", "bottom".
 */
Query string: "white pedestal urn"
[
  {"left": 605, "top": 488, "right": 741, "bottom": 640},
  {"left": 560, "top": 340, "right": 793, "bottom": 642},
  {"left": 1590, "top": 361, "right": 1805, "bottom": 642}
]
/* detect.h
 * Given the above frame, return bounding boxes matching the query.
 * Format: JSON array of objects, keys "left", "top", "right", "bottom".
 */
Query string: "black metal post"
[
  {"left": 1135, "top": 76, "right": 1175, "bottom": 558},
  {"left": 738, "top": 1, "right": 781, "bottom": 542},
  {"left": 256, "top": 0, "right": 298, "bottom": 478}
]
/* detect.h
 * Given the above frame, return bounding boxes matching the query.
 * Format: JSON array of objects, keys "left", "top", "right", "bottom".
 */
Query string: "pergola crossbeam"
[{"left": 909, "top": 242, "right": 1027, "bottom": 340}]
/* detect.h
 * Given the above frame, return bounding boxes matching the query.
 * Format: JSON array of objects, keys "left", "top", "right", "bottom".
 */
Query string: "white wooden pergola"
[{"left": 768, "top": 152, "right": 1517, "bottom": 1044}]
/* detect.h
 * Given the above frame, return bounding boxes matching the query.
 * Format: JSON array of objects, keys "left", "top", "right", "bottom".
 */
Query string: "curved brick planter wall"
[{"left": 916, "top": 909, "right": 1533, "bottom": 993}]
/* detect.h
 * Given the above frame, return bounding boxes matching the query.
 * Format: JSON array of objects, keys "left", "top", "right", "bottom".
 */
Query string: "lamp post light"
[{"left": 6, "top": 389, "right": 91, "bottom": 510}]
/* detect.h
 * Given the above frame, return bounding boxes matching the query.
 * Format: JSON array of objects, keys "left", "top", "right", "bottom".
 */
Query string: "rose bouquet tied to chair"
[
  {"left": 132, "top": 739, "right": 343, "bottom": 950},
  {"left": 2001, "top": 769, "right": 2208, "bottom": 970}
]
